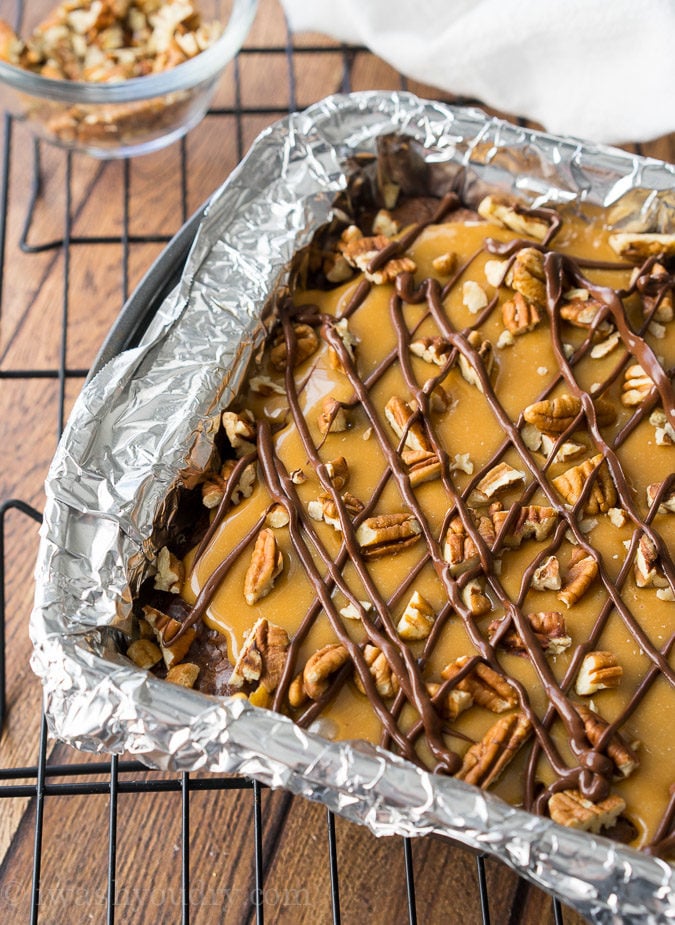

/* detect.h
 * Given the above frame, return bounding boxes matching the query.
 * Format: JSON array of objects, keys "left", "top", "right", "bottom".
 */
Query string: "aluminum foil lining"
[{"left": 30, "top": 92, "right": 675, "bottom": 923}]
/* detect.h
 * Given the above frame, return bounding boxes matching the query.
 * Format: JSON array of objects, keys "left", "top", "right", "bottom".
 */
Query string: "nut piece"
[
  {"left": 266, "top": 503, "right": 290, "bottom": 529},
  {"left": 410, "top": 336, "right": 452, "bottom": 367},
  {"left": 493, "top": 504, "right": 558, "bottom": 548},
  {"left": 354, "top": 645, "right": 400, "bottom": 698},
  {"left": 507, "top": 247, "right": 546, "bottom": 308},
  {"left": 637, "top": 261, "right": 674, "bottom": 323},
  {"left": 646, "top": 481, "right": 675, "bottom": 514},
  {"left": 443, "top": 512, "right": 495, "bottom": 575},
  {"left": 127, "top": 638, "right": 162, "bottom": 670},
  {"left": 484, "top": 258, "right": 507, "bottom": 287},
  {"left": 488, "top": 611, "right": 571, "bottom": 657},
  {"left": 649, "top": 409, "right": 675, "bottom": 446},
  {"left": 552, "top": 454, "right": 617, "bottom": 514},
  {"left": 317, "top": 396, "right": 349, "bottom": 435},
  {"left": 462, "top": 280, "right": 489, "bottom": 314},
  {"left": 403, "top": 449, "right": 443, "bottom": 487},
  {"left": 621, "top": 364, "right": 654, "bottom": 407},
  {"left": 576, "top": 704, "right": 639, "bottom": 778},
  {"left": 222, "top": 410, "right": 256, "bottom": 455},
  {"left": 372, "top": 209, "right": 399, "bottom": 237},
  {"left": 608, "top": 232, "right": 675, "bottom": 261},
  {"left": 166, "top": 663, "right": 200, "bottom": 689},
  {"left": 427, "top": 682, "right": 474, "bottom": 722},
  {"left": 154, "top": 546, "right": 184, "bottom": 594},
  {"left": 244, "top": 528, "right": 284, "bottom": 606},
  {"left": 458, "top": 331, "right": 495, "bottom": 392},
  {"left": 560, "top": 295, "right": 610, "bottom": 334},
  {"left": 549, "top": 790, "right": 626, "bottom": 833},
  {"left": 468, "top": 462, "right": 526, "bottom": 505},
  {"left": 202, "top": 459, "right": 257, "bottom": 509},
  {"left": 269, "top": 323, "right": 319, "bottom": 371},
  {"left": 477, "top": 196, "right": 549, "bottom": 241},
  {"left": 303, "top": 643, "right": 350, "bottom": 701},
  {"left": 461, "top": 579, "right": 492, "bottom": 617},
  {"left": 456, "top": 712, "right": 532, "bottom": 788},
  {"left": 325, "top": 456, "right": 350, "bottom": 491},
  {"left": 288, "top": 672, "right": 308, "bottom": 708},
  {"left": 576, "top": 651, "right": 623, "bottom": 695},
  {"left": 441, "top": 656, "right": 518, "bottom": 713},
  {"left": 230, "top": 617, "right": 290, "bottom": 692},
  {"left": 142, "top": 605, "right": 196, "bottom": 669},
  {"left": 634, "top": 533, "right": 668, "bottom": 588},
  {"left": 531, "top": 555, "right": 562, "bottom": 591},
  {"left": 384, "top": 396, "right": 430, "bottom": 453},
  {"left": 432, "top": 251, "right": 458, "bottom": 276},
  {"left": 523, "top": 393, "right": 616, "bottom": 434},
  {"left": 397, "top": 590, "right": 437, "bottom": 640},
  {"left": 355, "top": 513, "right": 422, "bottom": 558},
  {"left": 558, "top": 549, "right": 598, "bottom": 608},
  {"left": 338, "top": 226, "right": 416, "bottom": 284},
  {"left": 502, "top": 292, "right": 541, "bottom": 335}
]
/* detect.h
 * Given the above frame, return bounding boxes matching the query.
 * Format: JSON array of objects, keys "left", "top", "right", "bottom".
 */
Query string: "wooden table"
[{"left": 0, "top": 2, "right": 672, "bottom": 922}]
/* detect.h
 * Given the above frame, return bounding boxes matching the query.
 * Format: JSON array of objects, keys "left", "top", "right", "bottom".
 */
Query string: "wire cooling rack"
[{"left": 0, "top": 3, "right": 612, "bottom": 922}]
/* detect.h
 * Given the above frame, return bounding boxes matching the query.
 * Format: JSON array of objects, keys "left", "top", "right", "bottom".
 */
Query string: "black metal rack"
[{"left": 0, "top": 6, "right": 578, "bottom": 923}]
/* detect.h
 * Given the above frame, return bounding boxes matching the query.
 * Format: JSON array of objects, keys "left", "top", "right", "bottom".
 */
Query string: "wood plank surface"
[{"left": 0, "top": 1, "right": 672, "bottom": 922}]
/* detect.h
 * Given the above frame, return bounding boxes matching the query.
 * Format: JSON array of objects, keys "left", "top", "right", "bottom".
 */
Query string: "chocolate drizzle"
[{"left": 163, "top": 198, "right": 674, "bottom": 856}]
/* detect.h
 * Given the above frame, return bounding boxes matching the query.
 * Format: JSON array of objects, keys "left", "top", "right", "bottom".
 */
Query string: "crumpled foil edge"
[{"left": 30, "top": 91, "right": 675, "bottom": 923}]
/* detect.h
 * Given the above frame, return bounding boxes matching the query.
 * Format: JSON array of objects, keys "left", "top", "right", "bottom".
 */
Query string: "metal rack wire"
[{"left": 0, "top": 8, "right": 579, "bottom": 924}]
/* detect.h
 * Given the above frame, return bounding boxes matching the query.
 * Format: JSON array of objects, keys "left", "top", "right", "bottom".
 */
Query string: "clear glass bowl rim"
[{"left": 0, "top": 0, "right": 257, "bottom": 103}]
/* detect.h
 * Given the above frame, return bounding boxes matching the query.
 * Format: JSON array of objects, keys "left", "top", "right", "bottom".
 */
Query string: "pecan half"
[
  {"left": 621, "top": 364, "right": 654, "bottom": 407},
  {"left": 549, "top": 790, "right": 626, "bottom": 832},
  {"left": 355, "top": 513, "right": 422, "bottom": 558},
  {"left": 243, "top": 528, "right": 284, "bottom": 606},
  {"left": 230, "top": 617, "right": 290, "bottom": 692},
  {"left": 608, "top": 231, "right": 675, "bottom": 261},
  {"left": 560, "top": 295, "right": 610, "bottom": 334},
  {"left": 354, "top": 645, "right": 399, "bottom": 698},
  {"left": 576, "top": 704, "right": 639, "bottom": 778},
  {"left": 397, "top": 590, "right": 437, "bottom": 640},
  {"left": 269, "top": 323, "right": 319, "bottom": 371},
  {"left": 441, "top": 656, "right": 518, "bottom": 713},
  {"left": 442, "top": 513, "right": 494, "bottom": 575},
  {"left": 456, "top": 712, "right": 532, "bottom": 788},
  {"left": 552, "top": 454, "right": 617, "bottom": 514},
  {"left": 502, "top": 292, "right": 541, "bottom": 335},
  {"left": 384, "top": 396, "right": 430, "bottom": 453},
  {"left": 558, "top": 549, "right": 598, "bottom": 608},
  {"left": 303, "top": 643, "right": 350, "bottom": 701},
  {"left": 523, "top": 393, "right": 616, "bottom": 434},
  {"left": 402, "top": 449, "right": 443, "bottom": 487},
  {"left": 507, "top": 247, "right": 546, "bottom": 308},
  {"left": 575, "top": 651, "right": 623, "bottom": 695}
]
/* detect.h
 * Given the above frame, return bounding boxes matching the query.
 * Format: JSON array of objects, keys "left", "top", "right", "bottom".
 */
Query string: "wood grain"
[{"left": 0, "top": 0, "right": 672, "bottom": 921}]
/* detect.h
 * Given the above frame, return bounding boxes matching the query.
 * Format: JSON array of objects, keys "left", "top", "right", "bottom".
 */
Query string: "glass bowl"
[{"left": 0, "top": 0, "right": 257, "bottom": 158}]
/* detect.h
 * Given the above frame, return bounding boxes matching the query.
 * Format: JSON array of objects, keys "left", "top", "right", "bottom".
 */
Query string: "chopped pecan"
[
  {"left": 590, "top": 331, "right": 621, "bottom": 359},
  {"left": 456, "top": 712, "right": 532, "bottom": 788},
  {"left": 427, "top": 682, "right": 474, "bottom": 722},
  {"left": 288, "top": 672, "right": 308, "bottom": 708},
  {"left": 269, "top": 323, "right": 319, "bottom": 371},
  {"left": 338, "top": 225, "right": 416, "bottom": 284},
  {"left": 230, "top": 618, "right": 290, "bottom": 692},
  {"left": 560, "top": 295, "right": 610, "bottom": 334},
  {"left": 558, "top": 549, "right": 598, "bottom": 608},
  {"left": 317, "top": 395, "right": 349, "bottom": 435},
  {"left": 324, "top": 253, "right": 353, "bottom": 284},
  {"left": 127, "top": 638, "right": 162, "bottom": 670},
  {"left": 502, "top": 292, "right": 541, "bottom": 335},
  {"left": 384, "top": 396, "right": 430, "bottom": 453},
  {"left": 493, "top": 504, "right": 558, "bottom": 548},
  {"left": 354, "top": 645, "right": 399, "bottom": 698},
  {"left": 397, "top": 590, "right": 437, "bottom": 640},
  {"left": 327, "top": 318, "right": 359, "bottom": 371},
  {"left": 576, "top": 651, "right": 623, "bottom": 695},
  {"left": 201, "top": 459, "right": 257, "bottom": 510},
  {"left": 489, "top": 611, "right": 571, "bottom": 657},
  {"left": 243, "top": 528, "right": 283, "bottom": 606},
  {"left": 576, "top": 704, "right": 639, "bottom": 778},
  {"left": 266, "top": 503, "right": 290, "bottom": 529},
  {"left": 552, "top": 454, "right": 617, "bottom": 514},
  {"left": 531, "top": 555, "right": 562, "bottom": 591},
  {"left": 166, "top": 663, "right": 200, "bottom": 688},
  {"left": 507, "top": 247, "right": 546, "bottom": 308},
  {"left": 303, "top": 643, "right": 350, "bottom": 700},
  {"left": 154, "top": 546, "right": 184, "bottom": 594},
  {"left": 540, "top": 434, "right": 586, "bottom": 464},
  {"left": 308, "top": 490, "right": 364, "bottom": 531},
  {"left": 463, "top": 280, "right": 489, "bottom": 314},
  {"left": 339, "top": 600, "right": 372, "bottom": 621},
  {"left": 646, "top": 481, "right": 675, "bottom": 514},
  {"left": 621, "top": 364, "right": 654, "bottom": 407},
  {"left": 142, "top": 605, "right": 196, "bottom": 669},
  {"left": 636, "top": 261, "right": 674, "bottom": 323},
  {"left": 409, "top": 335, "right": 452, "bottom": 367},
  {"left": 477, "top": 195, "right": 549, "bottom": 241},
  {"left": 484, "top": 258, "right": 507, "bottom": 287},
  {"left": 634, "top": 533, "right": 668, "bottom": 588},
  {"left": 441, "top": 656, "right": 518, "bottom": 713},
  {"left": 249, "top": 375, "right": 286, "bottom": 396},
  {"left": 549, "top": 790, "right": 626, "bottom": 832},
  {"left": 649, "top": 409, "right": 675, "bottom": 445},
  {"left": 372, "top": 209, "right": 399, "bottom": 237},
  {"left": 468, "top": 462, "right": 526, "bottom": 505},
  {"left": 402, "top": 449, "right": 442, "bottom": 487},
  {"left": 222, "top": 410, "right": 256, "bottom": 455},
  {"left": 355, "top": 513, "right": 422, "bottom": 558},
  {"left": 325, "top": 456, "right": 350, "bottom": 491},
  {"left": 608, "top": 231, "right": 675, "bottom": 261},
  {"left": 432, "top": 251, "right": 458, "bottom": 276},
  {"left": 461, "top": 579, "right": 492, "bottom": 617},
  {"left": 442, "top": 513, "right": 492, "bottom": 575},
  {"left": 458, "top": 331, "right": 495, "bottom": 392}
]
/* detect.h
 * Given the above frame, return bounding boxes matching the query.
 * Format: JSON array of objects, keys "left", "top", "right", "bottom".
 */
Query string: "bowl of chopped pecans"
[{"left": 0, "top": 0, "right": 256, "bottom": 157}]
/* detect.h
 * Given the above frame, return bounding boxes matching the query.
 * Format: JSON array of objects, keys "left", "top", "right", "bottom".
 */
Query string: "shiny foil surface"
[{"left": 30, "top": 92, "right": 675, "bottom": 923}]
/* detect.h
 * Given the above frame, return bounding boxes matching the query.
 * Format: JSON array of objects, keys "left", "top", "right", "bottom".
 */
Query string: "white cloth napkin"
[{"left": 281, "top": 0, "right": 675, "bottom": 145}]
